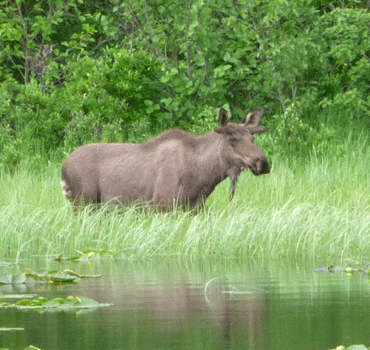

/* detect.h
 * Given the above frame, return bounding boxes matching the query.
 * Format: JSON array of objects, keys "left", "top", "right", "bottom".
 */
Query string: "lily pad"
[
  {"left": 65, "top": 249, "right": 123, "bottom": 262},
  {"left": 328, "top": 266, "right": 345, "bottom": 273},
  {"left": 1, "top": 295, "right": 111, "bottom": 312},
  {"left": 315, "top": 265, "right": 365, "bottom": 274},
  {"left": 314, "top": 266, "right": 329, "bottom": 273},
  {"left": 43, "top": 296, "right": 103, "bottom": 309},
  {"left": 25, "top": 268, "right": 78, "bottom": 283},
  {"left": 72, "top": 252, "right": 101, "bottom": 262},
  {"left": 47, "top": 274, "right": 78, "bottom": 283},
  {"left": 0, "top": 275, "right": 13, "bottom": 284},
  {"left": 0, "top": 270, "right": 78, "bottom": 285},
  {"left": 12, "top": 274, "right": 27, "bottom": 284},
  {"left": 62, "top": 269, "right": 102, "bottom": 279},
  {"left": 15, "top": 296, "right": 48, "bottom": 307}
]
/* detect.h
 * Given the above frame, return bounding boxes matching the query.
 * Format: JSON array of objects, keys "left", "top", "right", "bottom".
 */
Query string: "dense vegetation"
[
  {"left": 1, "top": 0, "right": 370, "bottom": 263},
  {"left": 1, "top": 132, "right": 370, "bottom": 263},
  {"left": 1, "top": 0, "right": 370, "bottom": 170}
]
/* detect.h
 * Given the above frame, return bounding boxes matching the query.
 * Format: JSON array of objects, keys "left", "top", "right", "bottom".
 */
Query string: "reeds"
[{"left": 1, "top": 132, "right": 369, "bottom": 264}]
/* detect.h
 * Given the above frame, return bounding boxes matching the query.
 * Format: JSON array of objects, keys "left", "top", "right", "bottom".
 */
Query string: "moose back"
[{"left": 61, "top": 109, "right": 270, "bottom": 211}]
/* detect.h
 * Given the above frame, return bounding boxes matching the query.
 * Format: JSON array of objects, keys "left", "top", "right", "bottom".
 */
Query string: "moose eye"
[{"left": 230, "top": 138, "right": 238, "bottom": 145}]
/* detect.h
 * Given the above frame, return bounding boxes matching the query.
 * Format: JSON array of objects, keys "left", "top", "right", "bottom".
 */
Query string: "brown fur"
[{"left": 61, "top": 109, "right": 270, "bottom": 211}]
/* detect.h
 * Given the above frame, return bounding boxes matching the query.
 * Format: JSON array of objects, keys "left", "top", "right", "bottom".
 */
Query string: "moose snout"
[{"left": 250, "top": 156, "right": 270, "bottom": 176}]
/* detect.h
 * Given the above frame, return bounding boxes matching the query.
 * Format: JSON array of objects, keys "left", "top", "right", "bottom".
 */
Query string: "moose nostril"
[
  {"left": 254, "top": 158, "right": 270, "bottom": 175},
  {"left": 261, "top": 159, "right": 270, "bottom": 174}
]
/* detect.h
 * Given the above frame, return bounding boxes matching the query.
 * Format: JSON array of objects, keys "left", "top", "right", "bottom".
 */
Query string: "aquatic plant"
[
  {"left": 0, "top": 268, "right": 101, "bottom": 285},
  {"left": 0, "top": 295, "right": 111, "bottom": 312},
  {"left": 0, "top": 131, "right": 369, "bottom": 264}
]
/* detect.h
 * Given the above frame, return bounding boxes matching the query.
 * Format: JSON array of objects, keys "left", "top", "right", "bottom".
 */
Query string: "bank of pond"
[{"left": 1, "top": 131, "right": 370, "bottom": 348}]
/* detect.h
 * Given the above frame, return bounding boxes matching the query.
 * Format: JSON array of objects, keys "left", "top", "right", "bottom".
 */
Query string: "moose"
[{"left": 61, "top": 108, "right": 270, "bottom": 211}]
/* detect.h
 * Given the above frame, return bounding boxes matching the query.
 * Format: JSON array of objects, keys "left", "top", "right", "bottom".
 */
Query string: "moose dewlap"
[{"left": 61, "top": 108, "right": 270, "bottom": 211}]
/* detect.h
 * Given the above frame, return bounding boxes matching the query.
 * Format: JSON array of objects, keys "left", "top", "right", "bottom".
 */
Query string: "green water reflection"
[{"left": 1, "top": 259, "right": 370, "bottom": 350}]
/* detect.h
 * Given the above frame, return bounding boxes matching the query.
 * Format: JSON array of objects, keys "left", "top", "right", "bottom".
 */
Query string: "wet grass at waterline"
[{"left": 1, "top": 138, "right": 370, "bottom": 264}]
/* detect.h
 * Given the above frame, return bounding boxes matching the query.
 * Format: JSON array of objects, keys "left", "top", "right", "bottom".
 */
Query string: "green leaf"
[
  {"left": 15, "top": 299, "right": 33, "bottom": 306},
  {"left": 48, "top": 274, "right": 77, "bottom": 282},
  {"left": 0, "top": 275, "right": 12, "bottom": 284},
  {"left": 42, "top": 300, "right": 62, "bottom": 308},
  {"left": 12, "top": 274, "right": 26, "bottom": 284}
]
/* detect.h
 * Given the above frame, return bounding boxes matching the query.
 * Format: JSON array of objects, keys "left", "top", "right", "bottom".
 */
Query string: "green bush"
[
  {"left": 60, "top": 48, "right": 162, "bottom": 150},
  {"left": 0, "top": 48, "right": 162, "bottom": 167},
  {"left": 1, "top": 0, "right": 370, "bottom": 170}
]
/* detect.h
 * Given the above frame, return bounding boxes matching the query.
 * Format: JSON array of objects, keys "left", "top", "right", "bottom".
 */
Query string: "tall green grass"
[{"left": 1, "top": 130, "right": 370, "bottom": 264}]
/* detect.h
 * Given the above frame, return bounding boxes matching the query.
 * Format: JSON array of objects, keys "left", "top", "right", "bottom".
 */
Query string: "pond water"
[{"left": 1, "top": 259, "right": 370, "bottom": 350}]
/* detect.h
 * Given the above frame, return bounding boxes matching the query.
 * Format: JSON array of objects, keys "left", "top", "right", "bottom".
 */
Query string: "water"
[{"left": 1, "top": 259, "right": 370, "bottom": 350}]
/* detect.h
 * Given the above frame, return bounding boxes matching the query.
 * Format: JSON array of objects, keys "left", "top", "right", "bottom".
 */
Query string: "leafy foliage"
[{"left": 0, "top": 0, "right": 370, "bottom": 168}]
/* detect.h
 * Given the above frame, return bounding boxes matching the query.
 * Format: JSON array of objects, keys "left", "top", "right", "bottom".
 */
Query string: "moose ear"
[
  {"left": 218, "top": 108, "right": 229, "bottom": 127},
  {"left": 241, "top": 109, "right": 264, "bottom": 128},
  {"left": 249, "top": 125, "right": 266, "bottom": 134}
]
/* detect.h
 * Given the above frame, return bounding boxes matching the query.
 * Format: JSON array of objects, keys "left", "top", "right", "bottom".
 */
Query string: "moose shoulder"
[{"left": 61, "top": 108, "right": 270, "bottom": 211}]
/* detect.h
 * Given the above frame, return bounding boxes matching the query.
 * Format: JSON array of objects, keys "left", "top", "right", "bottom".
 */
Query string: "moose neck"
[{"left": 191, "top": 131, "right": 230, "bottom": 195}]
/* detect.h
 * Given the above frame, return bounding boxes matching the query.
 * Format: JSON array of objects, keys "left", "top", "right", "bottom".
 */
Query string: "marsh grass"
[{"left": 1, "top": 131, "right": 370, "bottom": 264}]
